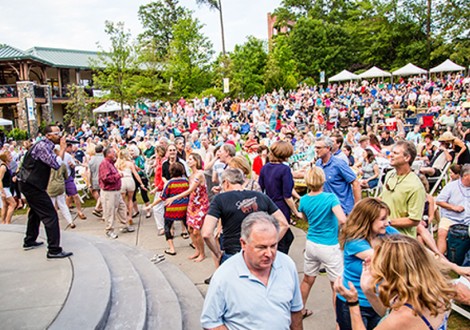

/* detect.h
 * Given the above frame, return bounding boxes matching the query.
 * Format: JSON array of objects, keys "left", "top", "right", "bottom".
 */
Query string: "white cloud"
[{"left": 0, "top": 0, "right": 281, "bottom": 53}]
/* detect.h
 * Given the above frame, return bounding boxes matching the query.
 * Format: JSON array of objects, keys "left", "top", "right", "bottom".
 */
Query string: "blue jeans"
[
  {"left": 447, "top": 224, "right": 470, "bottom": 266},
  {"left": 336, "top": 298, "right": 381, "bottom": 330}
]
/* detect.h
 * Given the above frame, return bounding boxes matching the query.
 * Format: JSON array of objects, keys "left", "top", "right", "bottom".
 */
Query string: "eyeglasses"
[
  {"left": 384, "top": 172, "right": 410, "bottom": 192},
  {"left": 48, "top": 131, "right": 62, "bottom": 137}
]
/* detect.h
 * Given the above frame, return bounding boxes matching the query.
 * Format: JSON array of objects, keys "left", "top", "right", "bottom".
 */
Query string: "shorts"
[
  {"left": 304, "top": 240, "right": 343, "bottom": 281},
  {"left": 439, "top": 217, "right": 456, "bottom": 231},
  {"left": 120, "top": 176, "right": 135, "bottom": 193},
  {"left": 65, "top": 177, "right": 78, "bottom": 196},
  {"left": 2, "top": 187, "right": 12, "bottom": 198}
]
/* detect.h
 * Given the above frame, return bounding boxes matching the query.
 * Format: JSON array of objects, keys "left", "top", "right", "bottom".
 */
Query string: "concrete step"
[
  {"left": 111, "top": 241, "right": 183, "bottom": 330},
  {"left": 90, "top": 238, "right": 147, "bottom": 330},
  {"left": 49, "top": 231, "right": 112, "bottom": 330}
]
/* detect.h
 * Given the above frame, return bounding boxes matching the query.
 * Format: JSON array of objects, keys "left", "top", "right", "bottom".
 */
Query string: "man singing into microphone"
[{"left": 18, "top": 125, "right": 73, "bottom": 259}]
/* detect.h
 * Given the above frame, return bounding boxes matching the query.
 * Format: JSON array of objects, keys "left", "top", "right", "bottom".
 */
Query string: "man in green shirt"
[{"left": 380, "top": 141, "right": 426, "bottom": 238}]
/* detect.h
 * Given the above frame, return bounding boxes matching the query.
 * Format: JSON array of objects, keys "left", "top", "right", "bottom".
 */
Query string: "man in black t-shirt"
[{"left": 201, "top": 168, "right": 288, "bottom": 267}]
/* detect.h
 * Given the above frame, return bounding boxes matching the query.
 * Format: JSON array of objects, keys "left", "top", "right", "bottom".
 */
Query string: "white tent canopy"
[
  {"left": 329, "top": 70, "right": 361, "bottom": 82},
  {"left": 359, "top": 66, "right": 392, "bottom": 78},
  {"left": 0, "top": 118, "right": 13, "bottom": 126},
  {"left": 93, "top": 100, "right": 130, "bottom": 114},
  {"left": 392, "top": 63, "right": 427, "bottom": 76},
  {"left": 430, "top": 59, "right": 465, "bottom": 73}
]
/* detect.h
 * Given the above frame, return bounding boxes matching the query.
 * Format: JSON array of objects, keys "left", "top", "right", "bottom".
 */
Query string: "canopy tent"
[
  {"left": 430, "top": 59, "right": 465, "bottom": 73},
  {"left": 0, "top": 118, "right": 13, "bottom": 126},
  {"left": 93, "top": 100, "right": 130, "bottom": 114},
  {"left": 392, "top": 63, "right": 427, "bottom": 76},
  {"left": 329, "top": 70, "right": 361, "bottom": 82},
  {"left": 359, "top": 66, "right": 392, "bottom": 79}
]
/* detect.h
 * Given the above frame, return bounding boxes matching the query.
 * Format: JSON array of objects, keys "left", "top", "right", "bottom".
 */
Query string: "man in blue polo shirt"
[
  {"left": 201, "top": 212, "right": 303, "bottom": 330},
  {"left": 315, "top": 136, "right": 361, "bottom": 215}
]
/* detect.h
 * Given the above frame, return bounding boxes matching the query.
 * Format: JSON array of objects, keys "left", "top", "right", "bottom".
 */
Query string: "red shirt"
[
  {"left": 154, "top": 158, "right": 165, "bottom": 191},
  {"left": 99, "top": 158, "right": 121, "bottom": 191}
]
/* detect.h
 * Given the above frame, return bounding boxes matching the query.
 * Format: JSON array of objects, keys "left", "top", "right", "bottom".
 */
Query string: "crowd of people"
[{"left": 2, "top": 73, "right": 470, "bottom": 328}]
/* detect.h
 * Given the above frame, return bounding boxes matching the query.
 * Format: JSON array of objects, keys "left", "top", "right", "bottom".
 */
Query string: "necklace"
[{"left": 385, "top": 171, "right": 411, "bottom": 192}]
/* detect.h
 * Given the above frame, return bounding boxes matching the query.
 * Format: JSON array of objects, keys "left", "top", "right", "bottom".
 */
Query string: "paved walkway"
[{"left": 9, "top": 207, "right": 336, "bottom": 329}]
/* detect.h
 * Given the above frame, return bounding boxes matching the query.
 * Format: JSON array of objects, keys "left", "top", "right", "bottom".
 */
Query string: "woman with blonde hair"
[
  {"left": 116, "top": 148, "right": 145, "bottom": 225},
  {"left": 228, "top": 155, "right": 261, "bottom": 192},
  {"left": 0, "top": 151, "right": 15, "bottom": 224},
  {"left": 299, "top": 166, "right": 347, "bottom": 319},
  {"left": 336, "top": 198, "right": 399, "bottom": 330},
  {"left": 336, "top": 234, "right": 455, "bottom": 330}
]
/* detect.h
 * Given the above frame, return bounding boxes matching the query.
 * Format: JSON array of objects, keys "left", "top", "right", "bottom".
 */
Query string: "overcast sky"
[{"left": 1, "top": 0, "right": 282, "bottom": 53}]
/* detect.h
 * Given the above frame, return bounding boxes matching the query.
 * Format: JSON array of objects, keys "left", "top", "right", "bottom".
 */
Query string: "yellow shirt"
[{"left": 380, "top": 170, "right": 426, "bottom": 238}]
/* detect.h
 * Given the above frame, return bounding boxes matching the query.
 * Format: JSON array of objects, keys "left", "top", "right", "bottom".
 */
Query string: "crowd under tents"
[{"left": 329, "top": 58, "right": 467, "bottom": 83}]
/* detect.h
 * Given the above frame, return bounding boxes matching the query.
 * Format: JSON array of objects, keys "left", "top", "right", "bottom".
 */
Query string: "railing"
[{"left": 0, "top": 85, "right": 18, "bottom": 98}]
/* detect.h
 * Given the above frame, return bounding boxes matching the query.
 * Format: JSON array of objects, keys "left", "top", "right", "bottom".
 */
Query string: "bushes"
[
  {"left": 7, "top": 128, "right": 28, "bottom": 141},
  {"left": 200, "top": 88, "right": 224, "bottom": 101}
]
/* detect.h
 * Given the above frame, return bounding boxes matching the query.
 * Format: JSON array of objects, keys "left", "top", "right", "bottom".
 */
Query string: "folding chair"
[
  {"left": 428, "top": 162, "right": 451, "bottom": 195},
  {"left": 74, "top": 165, "right": 89, "bottom": 203},
  {"left": 363, "top": 166, "right": 386, "bottom": 198}
]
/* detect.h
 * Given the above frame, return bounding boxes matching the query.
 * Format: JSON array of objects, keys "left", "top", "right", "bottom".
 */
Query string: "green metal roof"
[
  {"left": 0, "top": 44, "right": 31, "bottom": 60},
  {"left": 0, "top": 44, "right": 101, "bottom": 69},
  {"left": 26, "top": 47, "right": 100, "bottom": 69}
]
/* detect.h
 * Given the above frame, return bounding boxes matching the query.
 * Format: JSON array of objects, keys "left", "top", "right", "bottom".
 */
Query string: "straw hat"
[{"left": 438, "top": 132, "right": 456, "bottom": 142}]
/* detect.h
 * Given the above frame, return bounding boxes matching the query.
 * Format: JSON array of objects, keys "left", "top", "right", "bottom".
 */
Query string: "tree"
[
  {"left": 138, "top": 0, "right": 186, "bottom": 60},
  {"left": 63, "top": 84, "right": 91, "bottom": 127},
  {"left": 265, "top": 35, "right": 299, "bottom": 91},
  {"left": 164, "top": 13, "right": 214, "bottom": 98},
  {"left": 196, "top": 0, "right": 226, "bottom": 56},
  {"left": 92, "top": 21, "right": 138, "bottom": 110},
  {"left": 230, "top": 36, "right": 268, "bottom": 98}
]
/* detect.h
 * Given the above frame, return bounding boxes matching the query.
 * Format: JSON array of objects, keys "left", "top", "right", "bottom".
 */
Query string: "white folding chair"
[
  {"left": 428, "top": 162, "right": 451, "bottom": 195},
  {"left": 364, "top": 166, "right": 386, "bottom": 198}
]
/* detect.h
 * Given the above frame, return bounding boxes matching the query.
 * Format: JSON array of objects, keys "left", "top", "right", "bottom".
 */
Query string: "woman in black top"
[{"left": 0, "top": 151, "right": 15, "bottom": 224}]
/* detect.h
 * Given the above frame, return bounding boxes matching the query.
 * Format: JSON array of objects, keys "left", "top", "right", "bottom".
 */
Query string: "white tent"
[
  {"left": 0, "top": 118, "right": 13, "bottom": 126},
  {"left": 93, "top": 100, "right": 130, "bottom": 114},
  {"left": 430, "top": 59, "right": 465, "bottom": 73},
  {"left": 329, "top": 70, "right": 361, "bottom": 82},
  {"left": 359, "top": 66, "right": 392, "bottom": 79},
  {"left": 392, "top": 63, "right": 427, "bottom": 76}
]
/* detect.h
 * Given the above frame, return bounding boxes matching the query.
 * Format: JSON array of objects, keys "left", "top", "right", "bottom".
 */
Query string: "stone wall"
[{"left": 16, "top": 81, "right": 38, "bottom": 137}]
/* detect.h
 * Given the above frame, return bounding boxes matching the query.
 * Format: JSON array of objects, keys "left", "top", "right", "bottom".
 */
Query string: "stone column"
[
  {"left": 41, "top": 85, "right": 53, "bottom": 124},
  {"left": 16, "top": 81, "right": 38, "bottom": 137}
]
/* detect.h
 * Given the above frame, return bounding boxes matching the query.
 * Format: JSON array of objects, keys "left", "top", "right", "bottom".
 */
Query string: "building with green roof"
[{"left": 0, "top": 44, "right": 101, "bottom": 135}]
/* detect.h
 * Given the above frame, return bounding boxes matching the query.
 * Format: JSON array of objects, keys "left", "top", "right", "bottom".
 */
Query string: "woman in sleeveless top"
[
  {"left": 163, "top": 153, "right": 209, "bottom": 262},
  {"left": 116, "top": 148, "right": 146, "bottom": 224},
  {"left": 335, "top": 235, "right": 454, "bottom": 330},
  {"left": 0, "top": 151, "right": 15, "bottom": 224}
]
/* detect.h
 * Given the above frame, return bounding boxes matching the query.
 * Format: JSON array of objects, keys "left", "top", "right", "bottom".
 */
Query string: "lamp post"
[{"left": 23, "top": 88, "right": 31, "bottom": 138}]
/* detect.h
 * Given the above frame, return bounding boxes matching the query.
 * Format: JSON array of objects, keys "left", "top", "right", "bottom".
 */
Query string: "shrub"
[{"left": 7, "top": 128, "right": 28, "bottom": 141}]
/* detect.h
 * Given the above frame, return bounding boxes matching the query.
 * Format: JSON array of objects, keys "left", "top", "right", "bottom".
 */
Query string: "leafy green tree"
[
  {"left": 164, "top": 13, "right": 214, "bottom": 98},
  {"left": 63, "top": 84, "right": 91, "bottom": 127},
  {"left": 138, "top": 0, "right": 186, "bottom": 60},
  {"left": 92, "top": 21, "right": 138, "bottom": 110},
  {"left": 229, "top": 36, "right": 268, "bottom": 98},
  {"left": 265, "top": 35, "right": 299, "bottom": 91}
]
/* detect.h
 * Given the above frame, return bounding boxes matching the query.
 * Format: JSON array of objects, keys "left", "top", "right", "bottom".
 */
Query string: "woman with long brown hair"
[{"left": 336, "top": 234, "right": 455, "bottom": 330}]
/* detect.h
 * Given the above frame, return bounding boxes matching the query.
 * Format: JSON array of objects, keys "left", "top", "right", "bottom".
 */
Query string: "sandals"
[
  {"left": 302, "top": 309, "right": 313, "bottom": 319},
  {"left": 78, "top": 212, "right": 87, "bottom": 220},
  {"left": 181, "top": 232, "right": 189, "bottom": 239},
  {"left": 164, "top": 249, "right": 176, "bottom": 256},
  {"left": 151, "top": 254, "right": 165, "bottom": 264}
]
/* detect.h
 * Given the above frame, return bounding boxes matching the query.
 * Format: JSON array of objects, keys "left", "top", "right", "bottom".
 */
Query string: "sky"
[{"left": 1, "top": 0, "right": 282, "bottom": 53}]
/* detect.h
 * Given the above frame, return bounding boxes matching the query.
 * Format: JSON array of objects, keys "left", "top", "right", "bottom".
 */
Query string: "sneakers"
[
  {"left": 120, "top": 226, "right": 135, "bottom": 233},
  {"left": 23, "top": 241, "right": 44, "bottom": 250},
  {"left": 106, "top": 231, "right": 118, "bottom": 239},
  {"left": 47, "top": 251, "right": 73, "bottom": 259}
]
